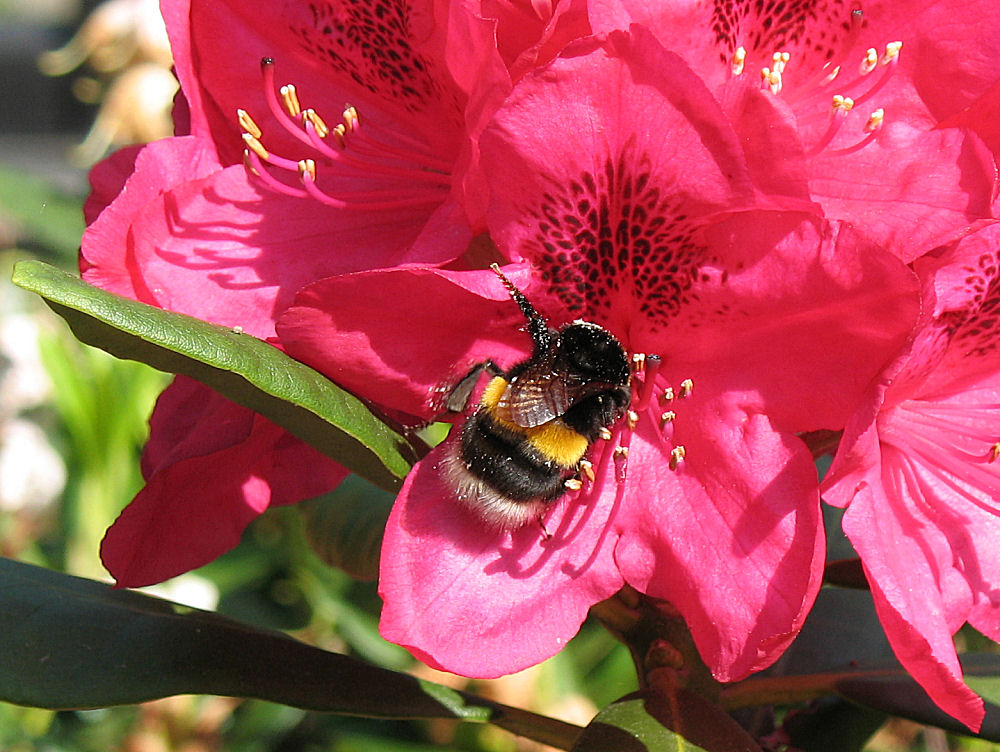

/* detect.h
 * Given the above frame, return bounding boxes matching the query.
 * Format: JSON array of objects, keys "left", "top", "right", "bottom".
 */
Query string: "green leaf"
[
  {"left": 964, "top": 654, "right": 1000, "bottom": 707},
  {"left": 0, "top": 558, "right": 581, "bottom": 749},
  {"left": 12, "top": 260, "right": 425, "bottom": 492},
  {"left": 570, "top": 690, "right": 762, "bottom": 752},
  {"left": 300, "top": 475, "right": 395, "bottom": 581}
]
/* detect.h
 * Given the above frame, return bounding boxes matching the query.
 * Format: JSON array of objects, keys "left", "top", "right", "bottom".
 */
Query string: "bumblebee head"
[{"left": 556, "top": 321, "right": 630, "bottom": 388}]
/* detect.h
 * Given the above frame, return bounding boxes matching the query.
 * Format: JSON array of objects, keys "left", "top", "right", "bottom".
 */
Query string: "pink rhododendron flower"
[
  {"left": 84, "top": 0, "right": 517, "bottom": 587},
  {"left": 823, "top": 222, "right": 1000, "bottom": 732},
  {"left": 588, "top": 0, "right": 999, "bottom": 260},
  {"left": 276, "top": 28, "right": 920, "bottom": 681}
]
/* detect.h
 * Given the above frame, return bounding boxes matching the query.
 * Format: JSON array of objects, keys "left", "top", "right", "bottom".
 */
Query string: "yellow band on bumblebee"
[{"left": 480, "top": 377, "right": 589, "bottom": 467}]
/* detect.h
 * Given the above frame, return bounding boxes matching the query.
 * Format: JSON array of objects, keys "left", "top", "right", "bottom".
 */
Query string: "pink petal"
[
  {"left": 869, "top": 0, "right": 1000, "bottom": 121},
  {"left": 716, "top": 81, "right": 814, "bottom": 210},
  {"left": 159, "top": 0, "right": 208, "bottom": 143},
  {"left": 941, "top": 79, "right": 1000, "bottom": 162},
  {"left": 379, "top": 442, "right": 624, "bottom": 677},
  {"left": 911, "top": 224, "right": 1000, "bottom": 392},
  {"left": 81, "top": 137, "right": 220, "bottom": 302},
  {"left": 824, "top": 225, "right": 1000, "bottom": 729},
  {"left": 277, "top": 266, "right": 548, "bottom": 418},
  {"left": 583, "top": 6, "right": 999, "bottom": 261},
  {"left": 482, "top": 0, "right": 590, "bottom": 80},
  {"left": 807, "top": 122, "right": 996, "bottom": 261},
  {"left": 87, "top": 161, "right": 465, "bottom": 339},
  {"left": 673, "top": 213, "right": 920, "bottom": 432},
  {"left": 481, "top": 27, "right": 758, "bottom": 280},
  {"left": 589, "top": 0, "right": 1000, "bottom": 124},
  {"left": 587, "top": 0, "right": 862, "bottom": 95},
  {"left": 842, "top": 467, "right": 984, "bottom": 731},
  {"left": 82, "top": 144, "right": 144, "bottom": 227},
  {"left": 103, "top": 377, "right": 346, "bottom": 587},
  {"left": 615, "top": 396, "right": 825, "bottom": 681},
  {"left": 168, "top": 0, "right": 474, "bottom": 165}
]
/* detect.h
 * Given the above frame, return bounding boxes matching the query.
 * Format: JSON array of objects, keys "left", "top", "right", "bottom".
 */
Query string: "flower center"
[
  {"left": 727, "top": 7, "right": 900, "bottom": 158},
  {"left": 941, "top": 249, "right": 1000, "bottom": 362},
  {"left": 236, "top": 57, "right": 451, "bottom": 210},
  {"left": 522, "top": 140, "right": 709, "bottom": 333}
]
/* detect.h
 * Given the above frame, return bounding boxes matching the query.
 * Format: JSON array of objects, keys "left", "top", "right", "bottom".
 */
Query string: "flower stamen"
[
  {"left": 237, "top": 108, "right": 262, "bottom": 139},
  {"left": 669, "top": 445, "right": 686, "bottom": 470},
  {"left": 821, "top": 65, "right": 842, "bottom": 86},
  {"left": 243, "top": 148, "right": 310, "bottom": 198},
  {"left": 241, "top": 131, "right": 270, "bottom": 161},
  {"left": 727, "top": 8, "right": 898, "bottom": 160},
  {"left": 840, "top": 42, "right": 902, "bottom": 107},
  {"left": 805, "top": 94, "right": 854, "bottom": 156},
  {"left": 760, "top": 66, "right": 783, "bottom": 95},
  {"left": 823, "top": 108, "right": 884, "bottom": 157},
  {"left": 280, "top": 83, "right": 301, "bottom": 117},
  {"left": 633, "top": 354, "right": 662, "bottom": 410},
  {"left": 859, "top": 47, "right": 879, "bottom": 76},
  {"left": 303, "top": 108, "right": 330, "bottom": 137},
  {"left": 793, "top": 8, "right": 866, "bottom": 94},
  {"left": 238, "top": 56, "right": 452, "bottom": 211},
  {"left": 731, "top": 46, "right": 747, "bottom": 76}
]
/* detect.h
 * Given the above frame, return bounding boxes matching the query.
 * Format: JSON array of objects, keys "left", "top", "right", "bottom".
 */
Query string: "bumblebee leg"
[{"left": 444, "top": 360, "right": 504, "bottom": 413}]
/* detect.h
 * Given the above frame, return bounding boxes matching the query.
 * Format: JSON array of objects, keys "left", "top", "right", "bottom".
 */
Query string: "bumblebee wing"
[
  {"left": 497, "top": 375, "right": 569, "bottom": 427},
  {"left": 496, "top": 361, "right": 591, "bottom": 427}
]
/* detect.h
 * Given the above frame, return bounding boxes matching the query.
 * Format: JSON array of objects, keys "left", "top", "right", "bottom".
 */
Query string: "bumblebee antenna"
[{"left": 490, "top": 263, "right": 551, "bottom": 352}]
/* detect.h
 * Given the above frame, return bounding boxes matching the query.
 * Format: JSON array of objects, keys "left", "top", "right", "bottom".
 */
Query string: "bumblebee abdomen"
[{"left": 460, "top": 411, "right": 567, "bottom": 501}]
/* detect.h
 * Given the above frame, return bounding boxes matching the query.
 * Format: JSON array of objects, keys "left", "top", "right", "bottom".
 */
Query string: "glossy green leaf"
[
  {"left": 570, "top": 690, "right": 761, "bottom": 752},
  {"left": 12, "top": 260, "right": 425, "bottom": 492},
  {"left": 0, "top": 558, "right": 581, "bottom": 748}
]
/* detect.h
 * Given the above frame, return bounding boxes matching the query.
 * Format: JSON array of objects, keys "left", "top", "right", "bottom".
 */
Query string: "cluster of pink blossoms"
[{"left": 82, "top": 0, "right": 1000, "bottom": 731}]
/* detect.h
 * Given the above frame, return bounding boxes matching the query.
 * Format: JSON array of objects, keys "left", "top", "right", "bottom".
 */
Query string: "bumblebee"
[{"left": 440, "top": 265, "right": 632, "bottom": 529}]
